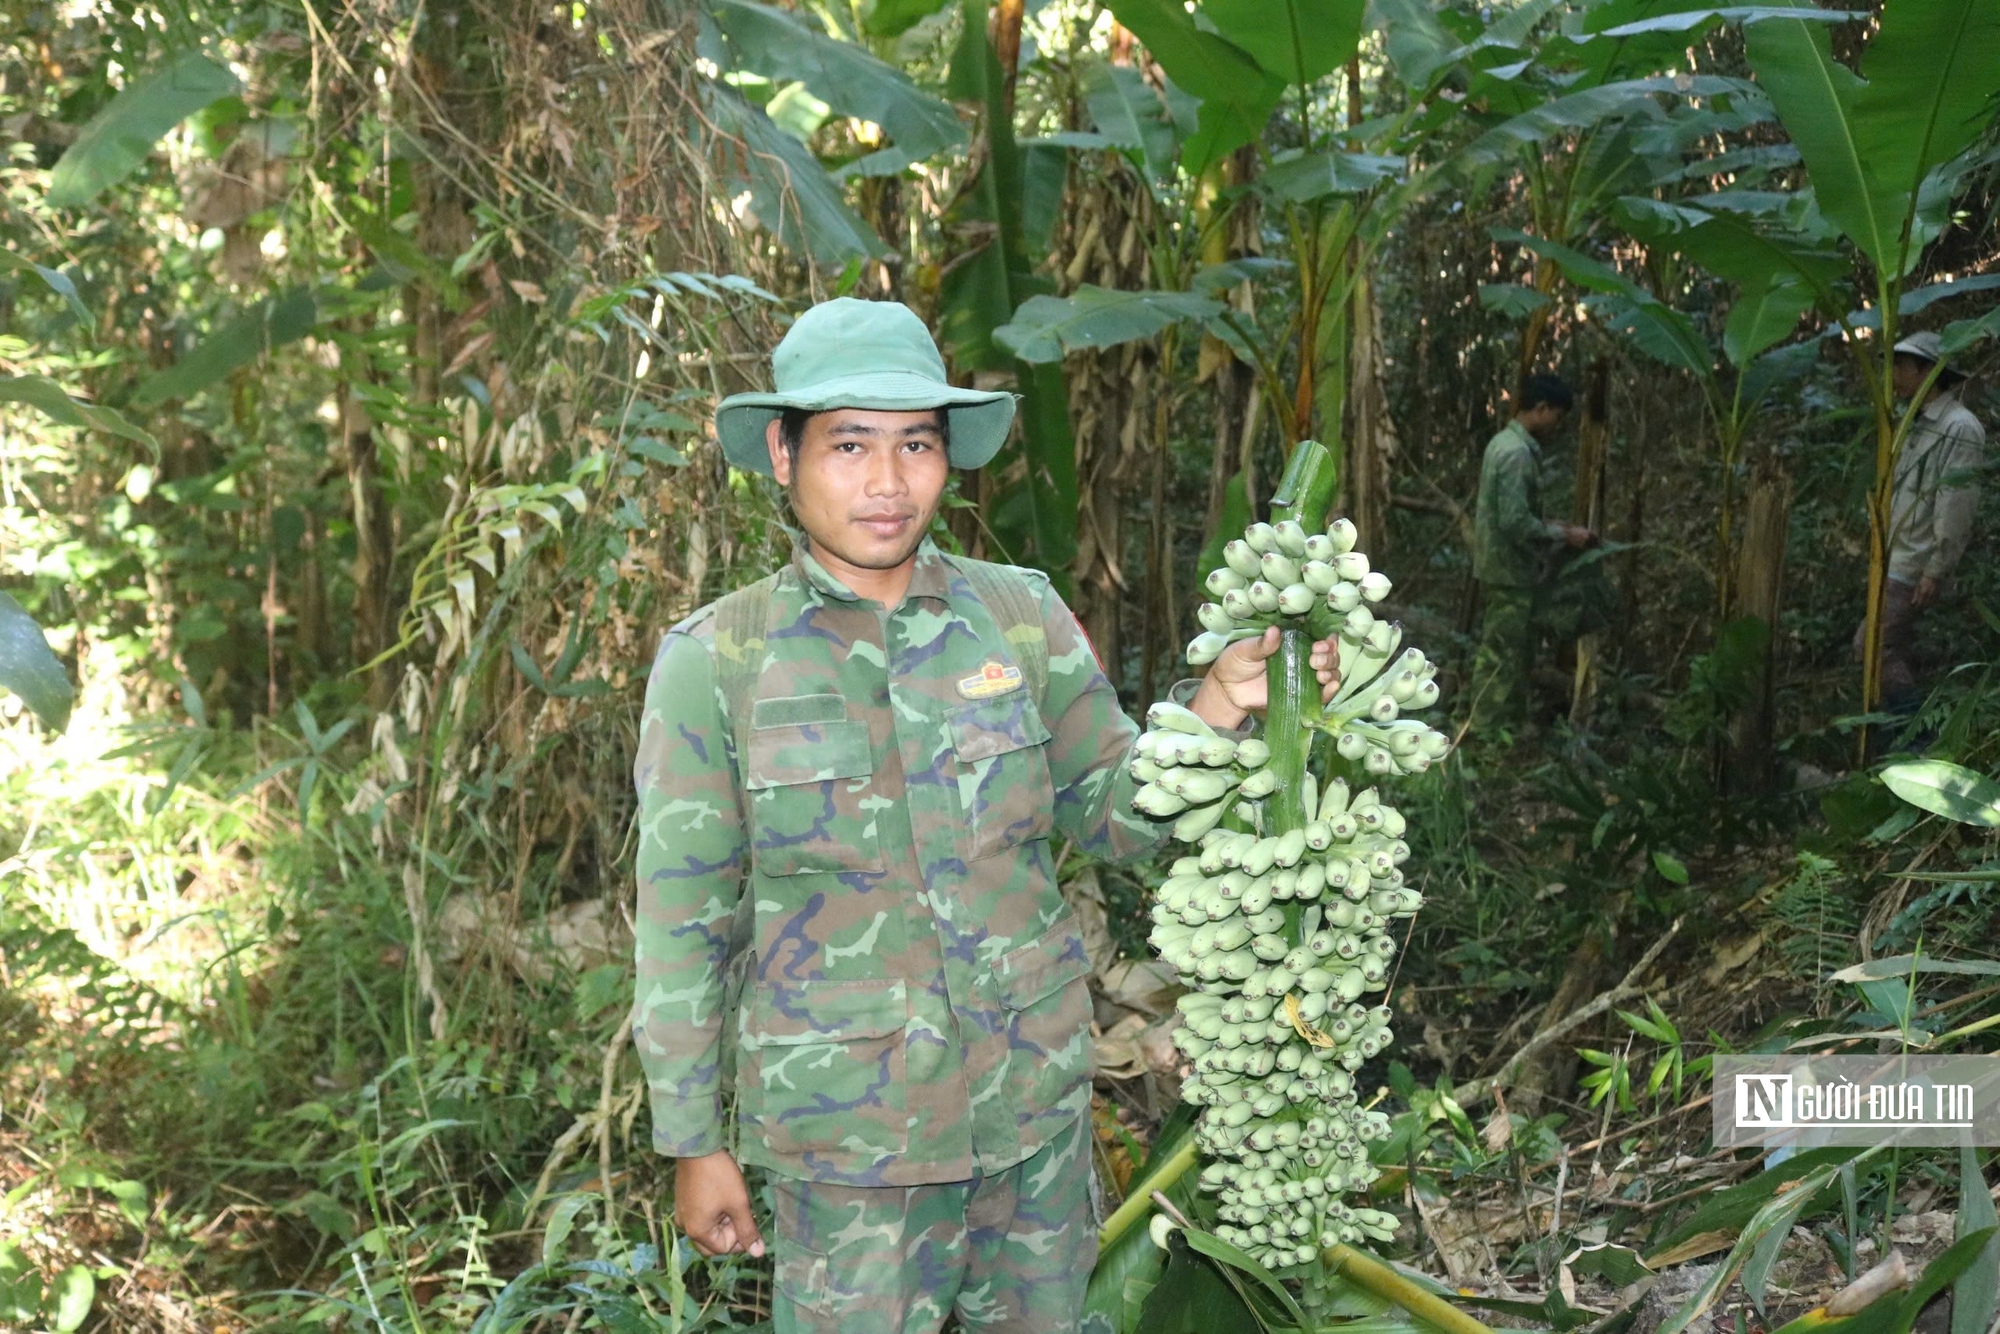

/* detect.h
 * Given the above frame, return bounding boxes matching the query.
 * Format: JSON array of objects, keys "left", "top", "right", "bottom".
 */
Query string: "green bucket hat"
[{"left": 714, "top": 298, "right": 1016, "bottom": 476}]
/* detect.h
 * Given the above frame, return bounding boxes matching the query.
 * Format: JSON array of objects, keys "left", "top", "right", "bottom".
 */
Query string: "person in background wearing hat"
[
  {"left": 630, "top": 298, "right": 1342, "bottom": 1333},
  {"left": 1855, "top": 330, "right": 1986, "bottom": 717}
]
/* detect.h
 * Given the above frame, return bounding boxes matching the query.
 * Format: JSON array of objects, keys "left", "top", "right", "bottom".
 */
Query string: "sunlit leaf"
[
  {"left": 707, "top": 85, "right": 886, "bottom": 264},
  {"left": 708, "top": 0, "right": 965, "bottom": 170},
  {"left": 1103, "top": 0, "right": 1284, "bottom": 175},
  {"left": 1879, "top": 759, "right": 2000, "bottom": 827},
  {"left": 50, "top": 1264, "right": 93, "bottom": 1333},
  {"left": 48, "top": 50, "right": 240, "bottom": 207}
]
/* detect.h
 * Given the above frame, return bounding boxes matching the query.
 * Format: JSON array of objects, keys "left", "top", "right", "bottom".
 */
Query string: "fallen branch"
[{"left": 1455, "top": 917, "right": 1685, "bottom": 1109}]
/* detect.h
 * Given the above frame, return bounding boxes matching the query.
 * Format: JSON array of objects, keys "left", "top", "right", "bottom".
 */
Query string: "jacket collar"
[
  {"left": 1504, "top": 417, "right": 1541, "bottom": 453},
  {"left": 789, "top": 532, "right": 951, "bottom": 607},
  {"left": 1920, "top": 388, "right": 1963, "bottom": 423}
]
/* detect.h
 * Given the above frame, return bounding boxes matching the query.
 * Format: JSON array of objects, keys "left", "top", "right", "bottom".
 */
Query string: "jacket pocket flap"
[
  {"left": 948, "top": 693, "right": 1052, "bottom": 764},
  {"left": 747, "top": 979, "right": 909, "bottom": 1046},
  {"left": 751, "top": 693, "right": 849, "bottom": 728},
  {"left": 993, "top": 919, "right": 1091, "bottom": 1011},
  {"left": 745, "top": 718, "right": 873, "bottom": 790}
]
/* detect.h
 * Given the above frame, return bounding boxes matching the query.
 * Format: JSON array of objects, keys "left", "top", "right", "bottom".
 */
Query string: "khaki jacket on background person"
[
  {"left": 632, "top": 533, "right": 1167, "bottom": 1187},
  {"left": 1887, "top": 388, "right": 1985, "bottom": 588}
]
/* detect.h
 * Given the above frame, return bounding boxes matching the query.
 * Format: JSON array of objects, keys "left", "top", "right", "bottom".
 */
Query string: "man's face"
[
  {"left": 1520, "top": 404, "right": 1568, "bottom": 443},
  {"left": 1892, "top": 354, "right": 1934, "bottom": 400},
  {"left": 766, "top": 408, "right": 950, "bottom": 573}
]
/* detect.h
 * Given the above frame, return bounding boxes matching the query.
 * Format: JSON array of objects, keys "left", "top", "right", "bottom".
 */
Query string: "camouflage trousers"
[
  {"left": 764, "top": 1114, "right": 1095, "bottom": 1334},
  {"left": 1470, "top": 584, "right": 1536, "bottom": 729}
]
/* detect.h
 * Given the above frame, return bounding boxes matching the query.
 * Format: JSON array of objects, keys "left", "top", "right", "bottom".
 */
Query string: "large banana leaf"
[
  {"left": 1373, "top": 0, "right": 1463, "bottom": 89},
  {"left": 1743, "top": 20, "right": 1896, "bottom": 274},
  {"left": 1103, "top": 0, "right": 1283, "bottom": 175},
  {"left": 1491, "top": 228, "right": 1709, "bottom": 376},
  {"left": 0, "top": 591, "right": 74, "bottom": 732},
  {"left": 1614, "top": 195, "right": 1846, "bottom": 311},
  {"left": 130, "top": 287, "right": 318, "bottom": 408},
  {"left": 1203, "top": 0, "right": 1365, "bottom": 87},
  {"left": 1747, "top": 3, "right": 2000, "bottom": 279},
  {"left": 707, "top": 86, "right": 887, "bottom": 265},
  {"left": 1447, "top": 75, "right": 1751, "bottom": 175},
  {"left": 994, "top": 287, "right": 1223, "bottom": 364},
  {"left": 706, "top": 0, "right": 965, "bottom": 175},
  {"left": 47, "top": 50, "right": 239, "bottom": 208},
  {"left": 1849, "top": 0, "right": 2000, "bottom": 249},
  {"left": 1941, "top": 306, "right": 2000, "bottom": 356},
  {"left": 1260, "top": 149, "right": 1405, "bottom": 203},
  {"left": 0, "top": 374, "right": 156, "bottom": 446},
  {"left": 1722, "top": 275, "right": 1816, "bottom": 367},
  {"left": 1082, "top": 62, "right": 1180, "bottom": 189}
]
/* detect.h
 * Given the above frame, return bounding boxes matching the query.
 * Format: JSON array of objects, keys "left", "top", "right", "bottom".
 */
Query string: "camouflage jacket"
[
  {"left": 1472, "top": 419, "right": 1566, "bottom": 588},
  {"left": 633, "top": 535, "right": 1166, "bottom": 1186}
]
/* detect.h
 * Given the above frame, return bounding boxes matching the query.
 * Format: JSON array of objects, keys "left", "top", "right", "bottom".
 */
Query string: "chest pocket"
[
  {"left": 744, "top": 695, "right": 886, "bottom": 877},
  {"left": 947, "top": 688, "right": 1055, "bottom": 861}
]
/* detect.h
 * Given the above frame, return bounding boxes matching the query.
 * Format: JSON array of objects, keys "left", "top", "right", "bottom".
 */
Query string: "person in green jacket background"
[
  {"left": 1469, "top": 374, "right": 1595, "bottom": 731},
  {"left": 632, "top": 298, "right": 1343, "bottom": 1333}
]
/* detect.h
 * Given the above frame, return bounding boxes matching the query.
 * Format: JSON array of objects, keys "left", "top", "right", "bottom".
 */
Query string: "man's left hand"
[
  {"left": 1912, "top": 576, "right": 1941, "bottom": 609},
  {"left": 1188, "top": 627, "right": 1341, "bottom": 731}
]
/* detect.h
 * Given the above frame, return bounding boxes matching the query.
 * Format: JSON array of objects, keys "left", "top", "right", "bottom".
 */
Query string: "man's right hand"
[{"left": 675, "top": 1150, "right": 766, "bottom": 1258}]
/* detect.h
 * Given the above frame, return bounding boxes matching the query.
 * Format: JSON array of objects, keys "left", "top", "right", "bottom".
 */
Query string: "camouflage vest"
[{"left": 704, "top": 554, "right": 1051, "bottom": 1094}]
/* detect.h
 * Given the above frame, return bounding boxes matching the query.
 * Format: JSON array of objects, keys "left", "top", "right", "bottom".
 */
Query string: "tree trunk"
[
  {"left": 1568, "top": 359, "right": 1610, "bottom": 726},
  {"left": 1727, "top": 464, "right": 1791, "bottom": 791}
]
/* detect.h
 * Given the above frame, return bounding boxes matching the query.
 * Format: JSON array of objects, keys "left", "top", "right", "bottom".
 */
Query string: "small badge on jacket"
[{"left": 957, "top": 660, "right": 1023, "bottom": 699}]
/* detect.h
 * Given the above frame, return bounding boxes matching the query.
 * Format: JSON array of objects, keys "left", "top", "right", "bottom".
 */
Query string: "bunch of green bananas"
[{"left": 1131, "top": 518, "right": 1444, "bottom": 1273}]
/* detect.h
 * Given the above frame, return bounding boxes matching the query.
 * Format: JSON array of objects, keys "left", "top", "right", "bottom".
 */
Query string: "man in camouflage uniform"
[
  {"left": 632, "top": 299, "right": 1338, "bottom": 1333},
  {"left": 1469, "top": 374, "right": 1594, "bottom": 731}
]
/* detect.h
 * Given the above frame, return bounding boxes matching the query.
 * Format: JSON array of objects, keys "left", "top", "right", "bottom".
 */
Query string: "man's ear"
[{"left": 766, "top": 418, "right": 791, "bottom": 485}]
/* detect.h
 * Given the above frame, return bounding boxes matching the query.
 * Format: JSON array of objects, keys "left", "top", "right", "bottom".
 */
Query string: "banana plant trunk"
[
  {"left": 1727, "top": 464, "right": 1791, "bottom": 791},
  {"left": 1265, "top": 441, "right": 1340, "bottom": 833}
]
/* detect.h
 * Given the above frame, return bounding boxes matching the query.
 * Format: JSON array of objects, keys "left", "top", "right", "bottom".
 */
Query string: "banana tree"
[{"left": 1737, "top": 1, "right": 2000, "bottom": 714}]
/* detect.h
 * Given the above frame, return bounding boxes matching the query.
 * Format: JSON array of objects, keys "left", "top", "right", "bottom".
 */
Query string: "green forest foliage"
[{"left": 2, "top": 0, "right": 1998, "bottom": 1329}]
